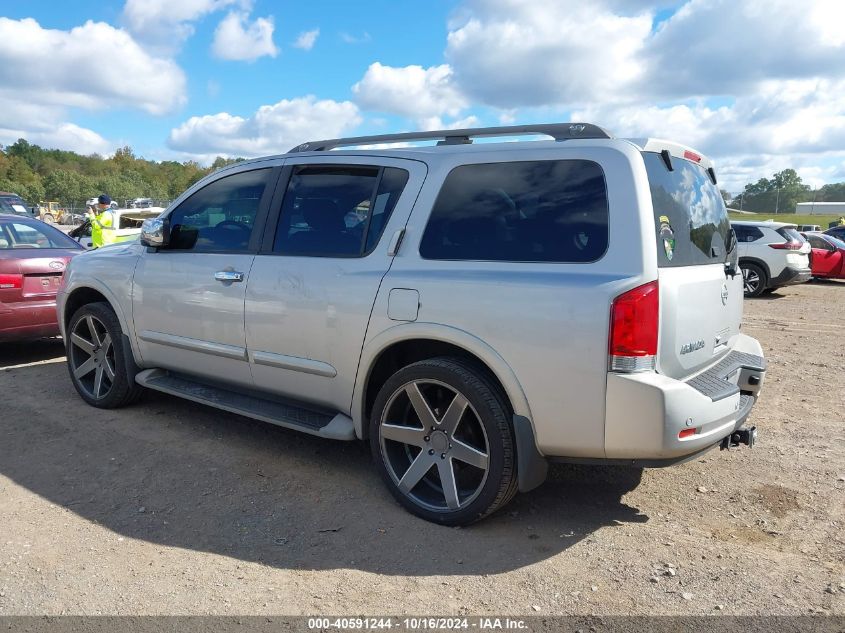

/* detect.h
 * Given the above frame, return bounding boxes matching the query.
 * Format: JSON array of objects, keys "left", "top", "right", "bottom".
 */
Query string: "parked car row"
[{"left": 731, "top": 220, "right": 845, "bottom": 296}]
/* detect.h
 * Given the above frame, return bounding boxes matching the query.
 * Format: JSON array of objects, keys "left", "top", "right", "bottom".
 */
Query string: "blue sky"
[{"left": 1, "top": 0, "right": 844, "bottom": 193}]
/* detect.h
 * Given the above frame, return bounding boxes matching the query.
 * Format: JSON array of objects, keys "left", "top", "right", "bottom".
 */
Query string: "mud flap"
[{"left": 513, "top": 415, "right": 549, "bottom": 492}]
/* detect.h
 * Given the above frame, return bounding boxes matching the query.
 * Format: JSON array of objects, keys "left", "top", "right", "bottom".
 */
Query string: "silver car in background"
[{"left": 57, "top": 123, "right": 765, "bottom": 525}]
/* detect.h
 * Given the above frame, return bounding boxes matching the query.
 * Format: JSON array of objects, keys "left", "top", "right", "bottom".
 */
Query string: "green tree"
[
  {"left": 739, "top": 169, "right": 812, "bottom": 213},
  {"left": 42, "top": 169, "right": 96, "bottom": 206}
]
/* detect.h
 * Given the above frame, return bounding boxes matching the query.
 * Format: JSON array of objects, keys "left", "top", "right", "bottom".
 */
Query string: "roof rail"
[{"left": 287, "top": 122, "right": 613, "bottom": 153}]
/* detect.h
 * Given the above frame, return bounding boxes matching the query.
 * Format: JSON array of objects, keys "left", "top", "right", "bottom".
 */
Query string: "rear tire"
[
  {"left": 740, "top": 262, "right": 767, "bottom": 297},
  {"left": 369, "top": 357, "right": 517, "bottom": 526},
  {"left": 66, "top": 302, "right": 144, "bottom": 408}
]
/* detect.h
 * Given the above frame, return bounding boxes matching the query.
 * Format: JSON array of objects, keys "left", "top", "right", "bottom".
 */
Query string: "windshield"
[{"left": 644, "top": 151, "right": 730, "bottom": 267}]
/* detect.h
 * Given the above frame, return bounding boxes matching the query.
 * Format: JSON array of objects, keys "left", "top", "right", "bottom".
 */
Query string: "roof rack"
[{"left": 287, "top": 122, "right": 613, "bottom": 153}]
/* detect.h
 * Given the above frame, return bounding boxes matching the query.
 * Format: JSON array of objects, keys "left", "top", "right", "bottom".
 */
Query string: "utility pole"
[{"left": 775, "top": 186, "right": 780, "bottom": 214}]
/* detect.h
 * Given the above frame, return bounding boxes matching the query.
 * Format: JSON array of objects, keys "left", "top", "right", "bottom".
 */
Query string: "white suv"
[
  {"left": 731, "top": 221, "right": 811, "bottom": 297},
  {"left": 57, "top": 123, "right": 766, "bottom": 525}
]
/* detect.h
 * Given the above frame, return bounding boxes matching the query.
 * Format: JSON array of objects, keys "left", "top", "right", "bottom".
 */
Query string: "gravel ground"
[{"left": 0, "top": 279, "right": 843, "bottom": 616}]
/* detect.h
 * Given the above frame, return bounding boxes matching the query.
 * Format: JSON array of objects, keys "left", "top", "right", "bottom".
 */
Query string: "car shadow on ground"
[
  {"left": 0, "top": 338, "right": 65, "bottom": 369},
  {"left": 0, "top": 359, "right": 648, "bottom": 576}
]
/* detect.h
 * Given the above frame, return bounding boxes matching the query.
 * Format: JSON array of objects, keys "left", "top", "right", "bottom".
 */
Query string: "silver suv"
[{"left": 57, "top": 123, "right": 766, "bottom": 525}]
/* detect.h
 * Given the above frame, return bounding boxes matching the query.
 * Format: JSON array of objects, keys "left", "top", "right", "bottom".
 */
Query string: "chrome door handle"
[{"left": 214, "top": 270, "right": 244, "bottom": 282}]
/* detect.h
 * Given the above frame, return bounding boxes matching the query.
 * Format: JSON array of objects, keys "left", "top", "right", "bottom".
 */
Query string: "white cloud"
[
  {"left": 417, "top": 115, "right": 481, "bottom": 131},
  {"left": 0, "top": 118, "right": 111, "bottom": 156},
  {"left": 0, "top": 17, "right": 186, "bottom": 116},
  {"left": 0, "top": 16, "right": 192, "bottom": 155},
  {"left": 340, "top": 31, "right": 371, "bottom": 44},
  {"left": 212, "top": 10, "right": 278, "bottom": 61},
  {"left": 572, "top": 79, "right": 845, "bottom": 191},
  {"left": 293, "top": 28, "right": 319, "bottom": 51},
  {"left": 352, "top": 63, "right": 468, "bottom": 126},
  {"left": 168, "top": 96, "right": 362, "bottom": 158},
  {"left": 445, "top": 0, "right": 652, "bottom": 108},
  {"left": 645, "top": 0, "right": 845, "bottom": 99},
  {"left": 123, "top": 0, "right": 242, "bottom": 54}
]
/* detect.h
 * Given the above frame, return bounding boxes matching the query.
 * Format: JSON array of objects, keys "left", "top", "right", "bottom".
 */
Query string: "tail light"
[
  {"left": 609, "top": 281, "right": 659, "bottom": 372},
  {"left": 683, "top": 150, "right": 702, "bottom": 163},
  {"left": 0, "top": 274, "right": 23, "bottom": 289},
  {"left": 768, "top": 241, "right": 803, "bottom": 250}
]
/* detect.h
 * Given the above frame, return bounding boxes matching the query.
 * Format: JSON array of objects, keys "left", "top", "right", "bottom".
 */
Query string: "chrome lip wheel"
[
  {"left": 69, "top": 315, "right": 115, "bottom": 400},
  {"left": 742, "top": 267, "right": 760, "bottom": 294},
  {"left": 379, "top": 379, "right": 490, "bottom": 512}
]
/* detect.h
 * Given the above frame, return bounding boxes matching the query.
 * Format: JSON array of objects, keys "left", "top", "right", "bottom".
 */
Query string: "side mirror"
[{"left": 140, "top": 217, "right": 170, "bottom": 248}]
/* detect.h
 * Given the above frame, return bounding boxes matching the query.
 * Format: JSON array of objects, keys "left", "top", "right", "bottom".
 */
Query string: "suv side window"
[
  {"left": 420, "top": 160, "right": 609, "bottom": 263},
  {"left": 273, "top": 165, "right": 409, "bottom": 257},
  {"left": 167, "top": 168, "right": 272, "bottom": 252},
  {"left": 733, "top": 225, "right": 763, "bottom": 242}
]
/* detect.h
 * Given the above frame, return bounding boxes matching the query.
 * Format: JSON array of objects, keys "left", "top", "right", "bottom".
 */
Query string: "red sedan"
[
  {"left": 804, "top": 232, "right": 845, "bottom": 279},
  {"left": 0, "top": 215, "right": 84, "bottom": 342}
]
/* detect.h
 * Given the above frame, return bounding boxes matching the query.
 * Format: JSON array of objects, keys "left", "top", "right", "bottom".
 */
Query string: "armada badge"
[{"left": 680, "top": 340, "right": 705, "bottom": 354}]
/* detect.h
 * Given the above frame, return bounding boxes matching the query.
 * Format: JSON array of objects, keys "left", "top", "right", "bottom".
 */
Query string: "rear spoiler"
[{"left": 625, "top": 138, "right": 717, "bottom": 183}]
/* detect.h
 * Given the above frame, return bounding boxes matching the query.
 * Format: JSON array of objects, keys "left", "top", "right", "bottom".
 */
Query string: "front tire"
[
  {"left": 66, "top": 302, "right": 143, "bottom": 408},
  {"left": 369, "top": 357, "right": 517, "bottom": 526},
  {"left": 740, "top": 262, "right": 767, "bottom": 297}
]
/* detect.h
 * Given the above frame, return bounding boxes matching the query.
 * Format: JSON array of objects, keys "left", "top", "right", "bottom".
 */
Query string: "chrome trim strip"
[
  {"left": 138, "top": 330, "right": 248, "bottom": 361},
  {"left": 251, "top": 350, "right": 337, "bottom": 378}
]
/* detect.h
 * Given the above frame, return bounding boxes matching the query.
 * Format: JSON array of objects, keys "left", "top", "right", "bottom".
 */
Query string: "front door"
[
  {"left": 132, "top": 167, "right": 278, "bottom": 387},
  {"left": 245, "top": 158, "right": 426, "bottom": 411}
]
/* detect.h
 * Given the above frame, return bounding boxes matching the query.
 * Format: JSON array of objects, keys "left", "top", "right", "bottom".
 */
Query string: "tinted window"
[
  {"left": 807, "top": 235, "right": 828, "bottom": 249},
  {"left": 644, "top": 152, "right": 730, "bottom": 267},
  {"left": 167, "top": 169, "right": 271, "bottom": 252},
  {"left": 733, "top": 225, "right": 763, "bottom": 242},
  {"left": 420, "top": 160, "right": 608, "bottom": 262},
  {"left": 274, "top": 165, "right": 408, "bottom": 257},
  {"left": 0, "top": 220, "right": 83, "bottom": 250},
  {"left": 777, "top": 227, "right": 805, "bottom": 243}
]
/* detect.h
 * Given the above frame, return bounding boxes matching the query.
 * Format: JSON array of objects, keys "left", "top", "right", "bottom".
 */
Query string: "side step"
[{"left": 135, "top": 369, "right": 356, "bottom": 441}]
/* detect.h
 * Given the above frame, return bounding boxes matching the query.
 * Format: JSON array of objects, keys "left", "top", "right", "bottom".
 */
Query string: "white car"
[{"left": 731, "top": 221, "right": 812, "bottom": 297}]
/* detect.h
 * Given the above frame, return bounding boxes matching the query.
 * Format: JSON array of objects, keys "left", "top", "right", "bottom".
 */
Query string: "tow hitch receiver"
[{"left": 721, "top": 426, "right": 757, "bottom": 450}]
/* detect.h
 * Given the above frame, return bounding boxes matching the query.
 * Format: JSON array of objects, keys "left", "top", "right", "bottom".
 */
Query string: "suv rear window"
[
  {"left": 420, "top": 160, "right": 608, "bottom": 262},
  {"left": 644, "top": 152, "right": 730, "bottom": 267},
  {"left": 777, "top": 227, "right": 805, "bottom": 243}
]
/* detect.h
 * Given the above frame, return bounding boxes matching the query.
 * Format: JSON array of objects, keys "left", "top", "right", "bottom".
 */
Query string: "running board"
[{"left": 134, "top": 369, "right": 355, "bottom": 441}]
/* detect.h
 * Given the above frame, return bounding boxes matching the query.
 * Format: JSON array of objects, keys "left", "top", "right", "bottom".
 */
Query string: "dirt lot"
[{"left": 0, "top": 280, "right": 843, "bottom": 617}]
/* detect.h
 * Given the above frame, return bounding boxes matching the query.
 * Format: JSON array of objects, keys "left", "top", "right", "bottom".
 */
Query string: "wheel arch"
[
  {"left": 738, "top": 256, "right": 772, "bottom": 288},
  {"left": 61, "top": 282, "right": 139, "bottom": 364},
  {"left": 353, "top": 323, "right": 533, "bottom": 441}
]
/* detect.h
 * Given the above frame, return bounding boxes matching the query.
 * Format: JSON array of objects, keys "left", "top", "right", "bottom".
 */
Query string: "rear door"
[
  {"left": 643, "top": 151, "right": 743, "bottom": 379},
  {"left": 244, "top": 157, "right": 426, "bottom": 412}
]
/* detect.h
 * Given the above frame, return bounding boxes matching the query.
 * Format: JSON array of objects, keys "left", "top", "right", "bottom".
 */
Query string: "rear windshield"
[
  {"left": 0, "top": 219, "right": 83, "bottom": 250},
  {"left": 777, "top": 227, "right": 805, "bottom": 243},
  {"left": 644, "top": 152, "right": 730, "bottom": 267}
]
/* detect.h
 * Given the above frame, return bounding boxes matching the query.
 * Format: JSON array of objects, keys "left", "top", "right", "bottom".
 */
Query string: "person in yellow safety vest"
[{"left": 86, "top": 194, "right": 115, "bottom": 248}]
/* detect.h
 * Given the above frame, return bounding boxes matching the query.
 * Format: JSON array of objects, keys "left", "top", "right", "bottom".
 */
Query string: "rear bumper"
[
  {"left": 770, "top": 265, "right": 811, "bottom": 287},
  {"left": 0, "top": 300, "right": 61, "bottom": 342},
  {"left": 603, "top": 333, "right": 765, "bottom": 460}
]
